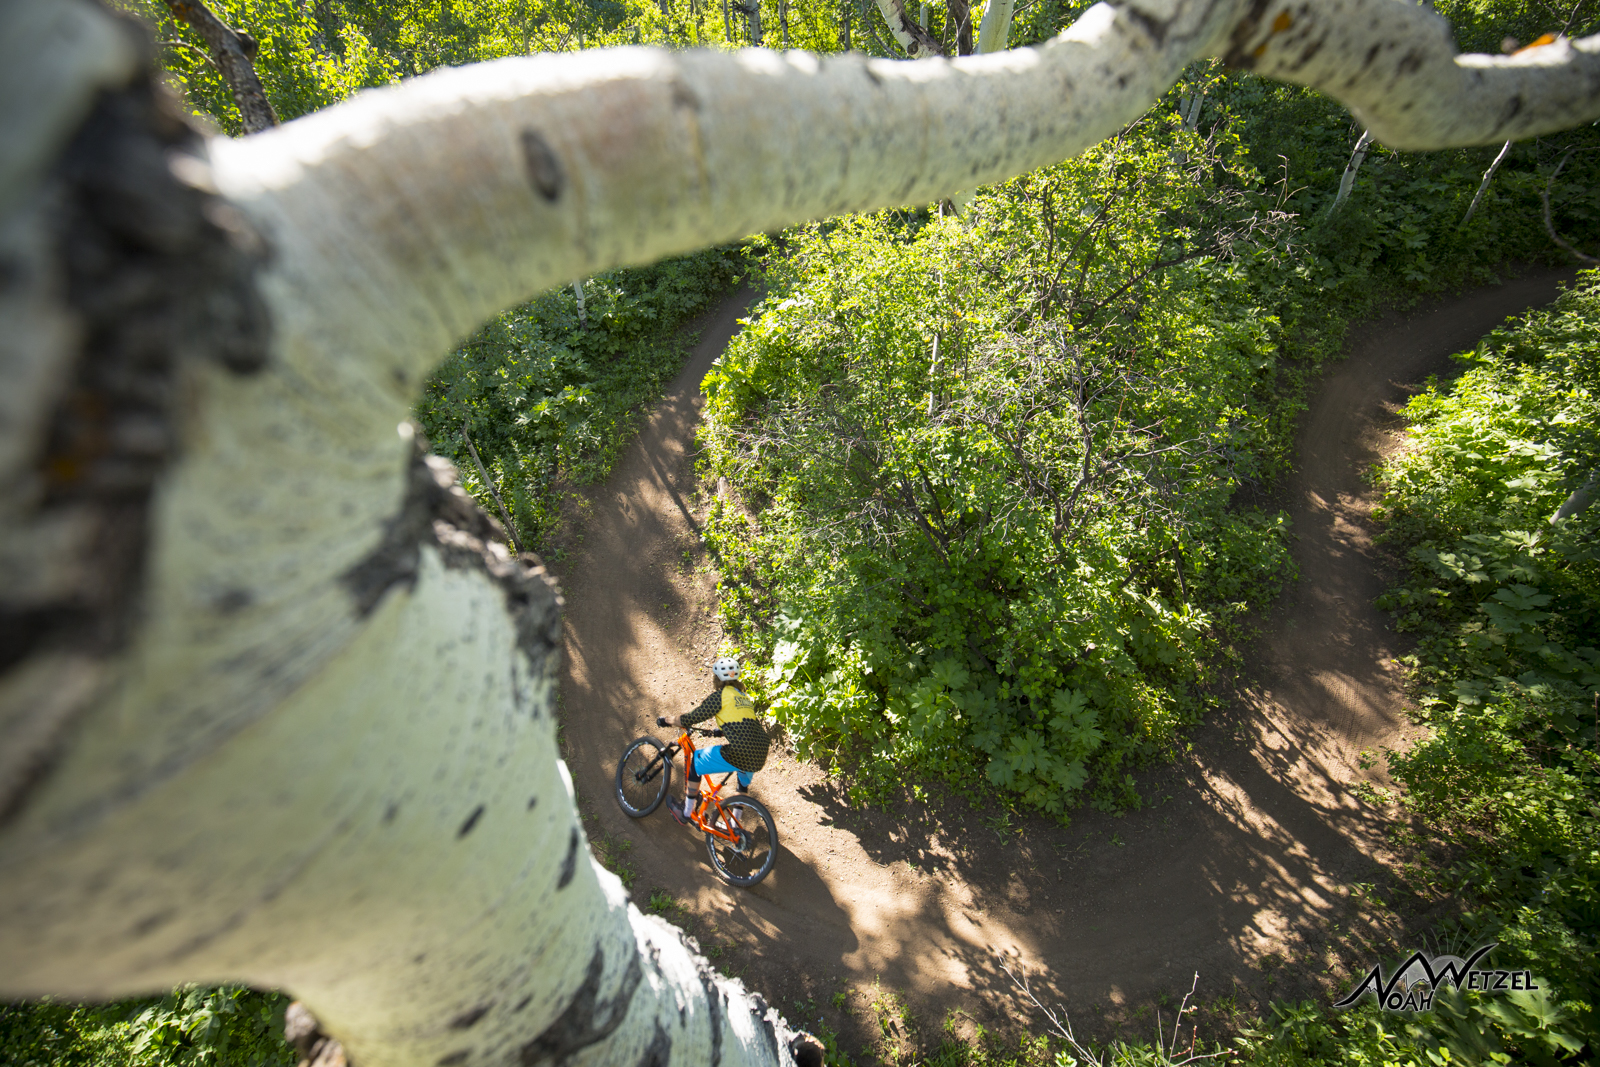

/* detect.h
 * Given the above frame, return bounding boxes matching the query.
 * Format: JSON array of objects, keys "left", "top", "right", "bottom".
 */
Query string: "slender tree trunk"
[
  {"left": 947, "top": 0, "right": 973, "bottom": 55},
  {"left": 838, "top": 0, "right": 850, "bottom": 49},
  {"left": 461, "top": 422, "right": 526, "bottom": 555},
  {"left": 874, "top": 0, "right": 941, "bottom": 56},
  {"left": 976, "top": 0, "right": 1014, "bottom": 53},
  {"left": 1331, "top": 128, "right": 1374, "bottom": 210},
  {"left": 722, "top": 0, "right": 732, "bottom": 43},
  {"left": 1460, "top": 139, "right": 1511, "bottom": 226},
  {"left": 751, "top": 0, "right": 762, "bottom": 46},
  {"left": 1551, "top": 469, "right": 1599, "bottom": 524},
  {"left": 163, "top": 0, "right": 278, "bottom": 132},
  {"left": 781, "top": 0, "right": 789, "bottom": 48}
]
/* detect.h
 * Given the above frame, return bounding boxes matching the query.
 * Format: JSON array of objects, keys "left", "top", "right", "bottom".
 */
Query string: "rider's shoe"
[{"left": 669, "top": 806, "right": 693, "bottom": 827}]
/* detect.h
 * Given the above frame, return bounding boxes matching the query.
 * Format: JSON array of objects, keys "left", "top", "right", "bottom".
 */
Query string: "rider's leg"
[
  {"left": 693, "top": 745, "right": 752, "bottom": 796},
  {"left": 683, "top": 751, "right": 701, "bottom": 817}
]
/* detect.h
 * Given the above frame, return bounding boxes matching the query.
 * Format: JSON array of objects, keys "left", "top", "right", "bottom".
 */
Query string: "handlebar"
[{"left": 655, "top": 716, "right": 721, "bottom": 737}]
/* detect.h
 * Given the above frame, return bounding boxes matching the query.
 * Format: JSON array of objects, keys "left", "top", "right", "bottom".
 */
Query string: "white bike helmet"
[{"left": 711, "top": 657, "right": 742, "bottom": 682}]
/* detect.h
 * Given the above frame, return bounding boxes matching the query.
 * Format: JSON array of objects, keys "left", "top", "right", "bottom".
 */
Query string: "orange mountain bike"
[{"left": 615, "top": 724, "right": 778, "bottom": 887}]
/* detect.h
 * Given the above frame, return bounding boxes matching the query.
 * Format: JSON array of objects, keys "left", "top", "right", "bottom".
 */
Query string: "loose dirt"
[{"left": 553, "top": 269, "right": 1576, "bottom": 1054}]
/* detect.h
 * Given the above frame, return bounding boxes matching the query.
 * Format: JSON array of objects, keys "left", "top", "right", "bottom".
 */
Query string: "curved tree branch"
[
  {"left": 1541, "top": 149, "right": 1600, "bottom": 263},
  {"left": 205, "top": 0, "right": 1600, "bottom": 414},
  {"left": 7, "top": 2, "right": 1600, "bottom": 1066}
]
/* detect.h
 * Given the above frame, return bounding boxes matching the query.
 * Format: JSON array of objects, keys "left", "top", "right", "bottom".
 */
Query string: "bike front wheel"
[
  {"left": 704, "top": 796, "right": 778, "bottom": 887},
  {"left": 616, "top": 736, "right": 671, "bottom": 817}
]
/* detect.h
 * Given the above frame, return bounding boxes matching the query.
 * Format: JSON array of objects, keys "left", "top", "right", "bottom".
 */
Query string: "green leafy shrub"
[
  {"left": 1, "top": 986, "right": 294, "bottom": 1067},
  {"left": 702, "top": 116, "right": 1306, "bottom": 816},
  {"left": 1373, "top": 271, "right": 1600, "bottom": 1057},
  {"left": 415, "top": 246, "right": 743, "bottom": 551}
]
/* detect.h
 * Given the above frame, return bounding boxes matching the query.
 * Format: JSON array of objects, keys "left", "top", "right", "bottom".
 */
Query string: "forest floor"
[{"left": 550, "top": 269, "right": 1576, "bottom": 1059}]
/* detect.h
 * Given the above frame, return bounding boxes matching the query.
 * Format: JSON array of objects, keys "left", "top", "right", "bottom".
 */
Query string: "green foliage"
[
  {"left": 1, "top": 987, "right": 294, "bottom": 1067},
  {"left": 702, "top": 114, "right": 1306, "bottom": 816},
  {"left": 115, "top": 0, "right": 1100, "bottom": 136},
  {"left": 695, "top": 0, "right": 1600, "bottom": 826},
  {"left": 414, "top": 246, "right": 743, "bottom": 550},
  {"left": 1373, "top": 272, "right": 1600, "bottom": 1057}
]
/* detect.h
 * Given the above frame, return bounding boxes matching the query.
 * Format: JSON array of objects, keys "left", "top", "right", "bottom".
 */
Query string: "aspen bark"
[
  {"left": 1332, "top": 129, "right": 1374, "bottom": 209},
  {"left": 1460, "top": 140, "right": 1512, "bottom": 226},
  {"left": 976, "top": 0, "right": 1015, "bottom": 53},
  {"left": 873, "top": 0, "right": 942, "bottom": 55}
]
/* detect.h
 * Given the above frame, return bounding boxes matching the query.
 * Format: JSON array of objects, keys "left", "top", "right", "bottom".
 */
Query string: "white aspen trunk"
[
  {"left": 1460, "top": 139, "right": 1512, "bottom": 226},
  {"left": 1184, "top": 87, "right": 1205, "bottom": 127},
  {"left": 1332, "top": 128, "right": 1374, "bottom": 209},
  {"left": 722, "top": 0, "right": 732, "bottom": 43},
  {"left": 751, "top": 0, "right": 763, "bottom": 47},
  {"left": 8, "top": 2, "right": 1600, "bottom": 1067},
  {"left": 573, "top": 277, "right": 588, "bottom": 327},
  {"left": 873, "top": 0, "right": 942, "bottom": 56},
  {"left": 1550, "top": 468, "right": 1599, "bottom": 525},
  {"left": 781, "top": 0, "right": 789, "bottom": 48},
  {"left": 976, "top": 0, "right": 1015, "bottom": 54},
  {"left": 461, "top": 422, "right": 526, "bottom": 554}
]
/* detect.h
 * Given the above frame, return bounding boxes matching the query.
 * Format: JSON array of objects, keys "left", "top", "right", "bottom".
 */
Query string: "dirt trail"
[{"left": 553, "top": 270, "right": 1575, "bottom": 1046}]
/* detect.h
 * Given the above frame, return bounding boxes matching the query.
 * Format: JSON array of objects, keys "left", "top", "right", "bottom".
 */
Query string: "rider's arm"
[{"left": 679, "top": 691, "right": 722, "bottom": 728}]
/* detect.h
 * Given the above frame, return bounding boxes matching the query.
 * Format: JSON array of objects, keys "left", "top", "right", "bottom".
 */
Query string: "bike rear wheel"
[
  {"left": 616, "top": 737, "right": 671, "bottom": 817},
  {"left": 704, "top": 796, "right": 777, "bottom": 887}
]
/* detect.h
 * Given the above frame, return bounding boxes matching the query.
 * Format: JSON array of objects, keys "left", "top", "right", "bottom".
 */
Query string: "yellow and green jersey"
[{"left": 683, "top": 685, "right": 769, "bottom": 773}]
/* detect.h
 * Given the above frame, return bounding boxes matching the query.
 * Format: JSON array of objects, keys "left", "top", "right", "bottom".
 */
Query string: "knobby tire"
[
  {"left": 704, "top": 796, "right": 778, "bottom": 887},
  {"left": 616, "top": 736, "right": 671, "bottom": 817}
]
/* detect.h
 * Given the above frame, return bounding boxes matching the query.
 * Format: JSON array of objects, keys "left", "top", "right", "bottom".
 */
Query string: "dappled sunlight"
[{"left": 551, "top": 272, "right": 1580, "bottom": 1045}]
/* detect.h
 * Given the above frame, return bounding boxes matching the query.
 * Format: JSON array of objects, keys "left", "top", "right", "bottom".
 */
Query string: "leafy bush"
[
  {"left": 702, "top": 115, "right": 1307, "bottom": 816},
  {"left": 1373, "top": 271, "right": 1600, "bottom": 1057},
  {"left": 415, "top": 246, "right": 744, "bottom": 551},
  {"left": 1, "top": 986, "right": 294, "bottom": 1067},
  {"left": 696, "top": 1, "right": 1600, "bottom": 824}
]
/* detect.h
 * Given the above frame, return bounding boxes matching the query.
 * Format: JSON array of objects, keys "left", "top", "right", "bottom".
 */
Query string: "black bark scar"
[
  {"left": 519, "top": 945, "right": 645, "bottom": 1065},
  {"left": 635, "top": 1023, "right": 672, "bottom": 1067},
  {"left": 340, "top": 445, "right": 564, "bottom": 681},
  {"left": 521, "top": 130, "right": 565, "bottom": 202},
  {"left": 557, "top": 827, "right": 580, "bottom": 888},
  {"left": 1222, "top": 0, "right": 1276, "bottom": 68},
  {"left": 694, "top": 957, "right": 725, "bottom": 1067},
  {"left": 449, "top": 1003, "right": 494, "bottom": 1030}
]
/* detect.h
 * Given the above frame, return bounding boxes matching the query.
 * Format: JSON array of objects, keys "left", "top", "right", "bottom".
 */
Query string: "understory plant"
[
  {"left": 415, "top": 246, "right": 743, "bottom": 551},
  {"left": 0, "top": 986, "right": 294, "bottom": 1067},
  {"left": 702, "top": 113, "right": 1306, "bottom": 815},
  {"left": 1373, "top": 271, "right": 1600, "bottom": 1058}
]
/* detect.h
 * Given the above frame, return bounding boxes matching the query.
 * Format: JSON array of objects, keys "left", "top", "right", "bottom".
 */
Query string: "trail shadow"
[{"left": 549, "top": 269, "right": 1581, "bottom": 1053}]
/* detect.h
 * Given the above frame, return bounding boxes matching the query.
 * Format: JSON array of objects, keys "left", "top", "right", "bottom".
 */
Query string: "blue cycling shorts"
[{"left": 691, "top": 744, "right": 753, "bottom": 789}]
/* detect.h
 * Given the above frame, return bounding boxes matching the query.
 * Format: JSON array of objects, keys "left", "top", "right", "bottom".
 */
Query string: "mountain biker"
[{"left": 657, "top": 657, "right": 769, "bottom": 825}]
